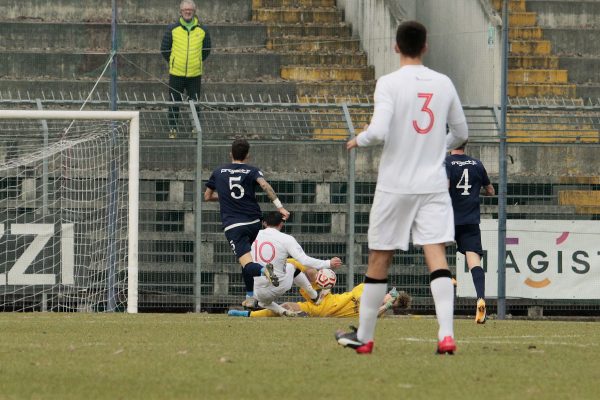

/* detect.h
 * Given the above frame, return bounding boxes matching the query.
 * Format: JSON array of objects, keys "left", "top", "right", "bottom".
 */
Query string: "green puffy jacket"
[{"left": 160, "top": 16, "right": 211, "bottom": 77}]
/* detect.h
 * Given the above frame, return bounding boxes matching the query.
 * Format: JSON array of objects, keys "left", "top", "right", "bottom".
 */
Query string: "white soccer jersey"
[
  {"left": 357, "top": 65, "right": 469, "bottom": 194},
  {"left": 251, "top": 227, "right": 330, "bottom": 278}
]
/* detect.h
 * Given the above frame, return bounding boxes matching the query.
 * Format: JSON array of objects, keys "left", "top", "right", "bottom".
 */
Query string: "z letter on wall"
[{"left": 0, "top": 223, "right": 75, "bottom": 285}]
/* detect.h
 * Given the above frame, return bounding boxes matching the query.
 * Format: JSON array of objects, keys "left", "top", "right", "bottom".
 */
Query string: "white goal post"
[{"left": 0, "top": 110, "right": 139, "bottom": 313}]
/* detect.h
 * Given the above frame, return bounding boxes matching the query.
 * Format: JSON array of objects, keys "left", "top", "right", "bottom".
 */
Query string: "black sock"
[
  {"left": 241, "top": 262, "right": 263, "bottom": 292},
  {"left": 470, "top": 266, "right": 485, "bottom": 299}
]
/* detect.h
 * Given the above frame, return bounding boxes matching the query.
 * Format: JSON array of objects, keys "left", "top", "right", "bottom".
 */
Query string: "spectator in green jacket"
[{"left": 160, "top": 0, "right": 211, "bottom": 138}]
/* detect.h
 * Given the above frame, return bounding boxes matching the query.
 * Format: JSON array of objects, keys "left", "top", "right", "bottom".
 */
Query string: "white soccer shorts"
[
  {"left": 253, "top": 263, "right": 295, "bottom": 305},
  {"left": 368, "top": 191, "right": 455, "bottom": 251}
]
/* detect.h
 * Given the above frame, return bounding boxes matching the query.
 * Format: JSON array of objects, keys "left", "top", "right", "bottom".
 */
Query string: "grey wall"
[
  {"left": 337, "top": 0, "right": 502, "bottom": 106},
  {"left": 336, "top": 0, "right": 414, "bottom": 78}
]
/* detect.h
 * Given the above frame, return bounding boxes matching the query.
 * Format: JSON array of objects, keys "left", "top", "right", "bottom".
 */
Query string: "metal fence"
[{"left": 1, "top": 97, "right": 599, "bottom": 316}]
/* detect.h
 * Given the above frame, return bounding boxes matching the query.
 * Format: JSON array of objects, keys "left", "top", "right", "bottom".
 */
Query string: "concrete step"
[
  {"left": 507, "top": 115, "right": 594, "bottom": 126},
  {"left": 508, "top": 97, "right": 586, "bottom": 106},
  {"left": 0, "top": 79, "right": 304, "bottom": 104},
  {"left": 506, "top": 130, "right": 597, "bottom": 141},
  {"left": 507, "top": 125, "right": 597, "bottom": 137},
  {"left": 0, "top": 21, "right": 267, "bottom": 51},
  {"left": 509, "top": 27, "right": 543, "bottom": 40},
  {"left": 558, "top": 56, "right": 600, "bottom": 84},
  {"left": 508, "top": 83, "right": 577, "bottom": 97},
  {"left": 266, "top": 23, "right": 351, "bottom": 37},
  {"left": 509, "top": 56, "right": 559, "bottom": 69},
  {"left": 253, "top": 8, "right": 343, "bottom": 24},
  {"left": 542, "top": 28, "right": 600, "bottom": 56},
  {"left": 0, "top": 51, "right": 281, "bottom": 81},
  {"left": 559, "top": 190, "right": 600, "bottom": 207},
  {"left": 510, "top": 40, "right": 552, "bottom": 55},
  {"left": 252, "top": 0, "right": 337, "bottom": 7},
  {"left": 281, "top": 66, "right": 374, "bottom": 81},
  {"left": 576, "top": 84, "right": 600, "bottom": 100},
  {"left": 508, "top": 69, "right": 568, "bottom": 84},
  {"left": 267, "top": 37, "right": 360, "bottom": 52},
  {"left": 557, "top": 176, "right": 600, "bottom": 185},
  {"left": 508, "top": 12, "right": 537, "bottom": 27},
  {"left": 2, "top": 0, "right": 252, "bottom": 23},
  {"left": 280, "top": 52, "right": 368, "bottom": 66},
  {"left": 526, "top": 0, "right": 600, "bottom": 28},
  {"left": 507, "top": 133, "right": 599, "bottom": 144},
  {"left": 491, "top": 0, "right": 526, "bottom": 12},
  {"left": 296, "top": 81, "right": 375, "bottom": 99}
]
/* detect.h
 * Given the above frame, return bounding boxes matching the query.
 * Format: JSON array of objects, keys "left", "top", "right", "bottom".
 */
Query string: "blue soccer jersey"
[
  {"left": 206, "top": 163, "right": 263, "bottom": 229},
  {"left": 445, "top": 154, "right": 490, "bottom": 225}
]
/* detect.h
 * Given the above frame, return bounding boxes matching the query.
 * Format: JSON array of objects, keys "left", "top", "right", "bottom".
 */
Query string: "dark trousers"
[{"left": 168, "top": 75, "right": 202, "bottom": 129}]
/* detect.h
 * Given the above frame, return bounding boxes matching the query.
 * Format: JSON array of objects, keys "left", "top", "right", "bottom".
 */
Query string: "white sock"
[
  {"left": 259, "top": 301, "right": 286, "bottom": 316},
  {"left": 430, "top": 277, "right": 454, "bottom": 341},
  {"left": 357, "top": 283, "right": 387, "bottom": 343},
  {"left": 294, "top": 272, "right": 317, "bottom": 299}
]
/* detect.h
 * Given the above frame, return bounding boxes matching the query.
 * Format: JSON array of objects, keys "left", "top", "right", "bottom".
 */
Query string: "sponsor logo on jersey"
[
  {"left": 450, "top": 160, "right": 478, "bottom": 167},
  {"left": 220, "top": 168, "right": 251, "bottom": 174}
]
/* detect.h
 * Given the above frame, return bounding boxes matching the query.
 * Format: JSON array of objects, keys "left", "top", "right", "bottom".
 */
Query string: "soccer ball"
[{"left": 315, "top": 269, "right": 337, "bottom": 289}]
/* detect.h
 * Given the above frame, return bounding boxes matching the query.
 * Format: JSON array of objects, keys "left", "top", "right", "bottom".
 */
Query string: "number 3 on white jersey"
[
  {"left": 413, "top": 93, "right": 435, "bottom": 134},
  {"left": 229, "top": 176, "right": 244, "bottom": 199},
  {"left": 457, "top": 168, "right": 472, "bottom": 195}
]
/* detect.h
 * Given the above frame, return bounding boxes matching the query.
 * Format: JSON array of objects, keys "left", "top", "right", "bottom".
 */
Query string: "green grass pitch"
[{"left": 0, "top": 313, "right": 598, "bottom": 400}]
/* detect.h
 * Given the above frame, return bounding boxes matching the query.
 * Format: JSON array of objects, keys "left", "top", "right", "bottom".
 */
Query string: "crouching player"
[{"left": 229, "top": 260, "right": 411, "bottom": 318}]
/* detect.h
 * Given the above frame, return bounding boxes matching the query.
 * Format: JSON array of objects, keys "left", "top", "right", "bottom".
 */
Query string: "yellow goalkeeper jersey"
[
  {"left": 286, "top": 257, "right": 363, "bottom": 317},
  {"left": 298, "top": 284, "right": 364, "bottom": 317}
]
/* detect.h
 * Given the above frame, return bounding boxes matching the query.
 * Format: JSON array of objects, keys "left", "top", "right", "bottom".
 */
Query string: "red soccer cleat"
[
  {"left": 335, "top": 326, "right": 374, "bottom": 354},
  {"left": 436, "top": 336, "right": 456, "bottom": 355}
]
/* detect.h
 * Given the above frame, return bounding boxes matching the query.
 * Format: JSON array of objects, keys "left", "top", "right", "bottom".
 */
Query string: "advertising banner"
[{"left": 457, "top": 220, "right": 600, "bottom": 299}]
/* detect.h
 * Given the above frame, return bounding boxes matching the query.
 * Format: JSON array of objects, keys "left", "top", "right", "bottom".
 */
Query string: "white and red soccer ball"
[{"left": 315, "top": 268, "right": 337, "bottom": 289}]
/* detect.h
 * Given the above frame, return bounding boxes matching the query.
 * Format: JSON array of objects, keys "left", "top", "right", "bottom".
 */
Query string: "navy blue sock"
[
  {"left": 242, "top": 262, "right": 263, "bottom": 292},
  {"left": 470, "top": 266, "right": 485, "bottom": 299}
]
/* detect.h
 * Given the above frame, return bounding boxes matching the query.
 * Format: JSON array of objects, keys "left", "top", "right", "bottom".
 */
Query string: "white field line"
[{"left": 397, "top": 336, "right": 599, "bottom": 348}]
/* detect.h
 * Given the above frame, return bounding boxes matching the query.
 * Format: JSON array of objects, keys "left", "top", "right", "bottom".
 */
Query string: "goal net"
[{"left": 0, "top": 110, "right": 139, "bottom": 313}]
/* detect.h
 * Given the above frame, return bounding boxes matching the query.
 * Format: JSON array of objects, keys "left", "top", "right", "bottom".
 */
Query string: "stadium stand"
[{"left": 0, "top": 0, "right": 598, "bottom": 315}]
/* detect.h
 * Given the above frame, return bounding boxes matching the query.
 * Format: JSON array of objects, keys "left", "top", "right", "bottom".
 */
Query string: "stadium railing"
[{"left": 1, "top": 95, "right": 598, "bottom": 316}]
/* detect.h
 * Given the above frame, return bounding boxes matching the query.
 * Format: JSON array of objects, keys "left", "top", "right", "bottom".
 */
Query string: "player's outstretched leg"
[
  {"left": 335, "top": 326, "right": 374, "bottom": 354},
  {"left": 228, "top": 310, "right": 250, "bottom": 317}
]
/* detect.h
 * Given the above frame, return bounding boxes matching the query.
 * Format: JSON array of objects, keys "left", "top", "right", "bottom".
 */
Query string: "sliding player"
[
  {"left": 249, "top": 212, "right": 342, "bottom": 316},
  {"left": 228, "top": 260, "right": 411, "bottom": 318}
]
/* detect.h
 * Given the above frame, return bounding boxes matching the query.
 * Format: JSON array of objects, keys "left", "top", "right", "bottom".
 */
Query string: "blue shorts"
[
  {"left": 455, "top": 224, "right": 483, "bottom": 256},
  {"left": 224, "top": 221, "right": 262, "bottom": 259}
]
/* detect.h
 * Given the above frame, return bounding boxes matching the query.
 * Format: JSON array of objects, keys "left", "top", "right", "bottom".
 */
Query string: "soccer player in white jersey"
[
  {"left": 335, "top": 20, "right": 469, "bottom": 355},
  {"left": 251, "top": 212, "right": 343, "bottom": 316}
]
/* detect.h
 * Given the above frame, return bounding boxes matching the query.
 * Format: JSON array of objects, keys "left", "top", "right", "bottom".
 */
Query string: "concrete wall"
[
  {"left": 336, "top": 0, "right": 502, "bottom": 106},
  {"left": 3, "top": 0, "right": 253, "bottom": 23},
  {"left": 336, "top": 0, "right": 413, "bottom": 79}
]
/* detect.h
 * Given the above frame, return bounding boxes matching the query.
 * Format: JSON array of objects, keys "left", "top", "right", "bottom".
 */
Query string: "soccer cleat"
[
  {"left": 335, "top": 326, "right": 374, "bottom": 354},
  {"left": 241, "top": 297, "right": 258, "bottom": 309},
  {"left": 436, "top": 336, "right": 456, "bottom": 355},
  {"left": 312, "top": 288, "right": 330, "bottom": 305},
  {"left": 475, "top": 298, "right": 487, "bottom": 324},
  {"left": 168, "top": 128, "right": 177, "bottom": 139},
  {"left": 263, "top": 263, "right": 279, "bottom": 287},
  {"left": 228, "top": 309, "right": 250, "bottom": 317},
  {"left": 282, "top": 309, "right": 301, "bottom": 317}
]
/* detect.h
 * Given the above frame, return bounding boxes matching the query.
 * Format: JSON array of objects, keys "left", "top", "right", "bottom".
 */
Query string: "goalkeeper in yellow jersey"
[{"left": 228, "top": 259, "right": 411, "bottom": 318}]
